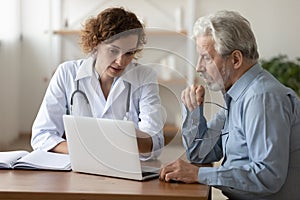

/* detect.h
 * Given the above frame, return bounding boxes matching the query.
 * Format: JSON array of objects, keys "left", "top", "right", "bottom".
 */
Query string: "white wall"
[
  {"left": 0, "top": 0, "right": 21, "bottom": 145},
  {"left": 196, "top": 0, "right": 300, "bottom": 60},
  {"left": 19, "top": 0, "right": 52, "bottom": 134},
  {"left": 1, "top": 0, "right": 299, "bottom": 142}
]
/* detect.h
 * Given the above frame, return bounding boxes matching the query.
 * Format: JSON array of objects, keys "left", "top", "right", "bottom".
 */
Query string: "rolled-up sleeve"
[
  {"left": 182, "top": 105, "right": 225, "bottom": 163},
  {"left": 137, "top": 69, "right": 164, "bottom": 160}
]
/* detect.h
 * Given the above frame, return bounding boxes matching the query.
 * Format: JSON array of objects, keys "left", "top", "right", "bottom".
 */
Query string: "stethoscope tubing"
[
  {"left": 69, "top": 80, "right": 131, "bottom": 119},
  {"left": 70, "top": 80, "right": 89, "bottom": 105}
]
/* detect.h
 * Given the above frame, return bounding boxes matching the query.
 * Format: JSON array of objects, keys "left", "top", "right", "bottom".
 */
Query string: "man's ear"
[{"left": 231, "top": 50, "right": 243, "bottom": 69}]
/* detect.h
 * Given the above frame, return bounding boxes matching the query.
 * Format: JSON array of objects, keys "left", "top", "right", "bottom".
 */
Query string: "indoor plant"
[{"left": 261, "top": 55, "right": 300, "bottom": 96}]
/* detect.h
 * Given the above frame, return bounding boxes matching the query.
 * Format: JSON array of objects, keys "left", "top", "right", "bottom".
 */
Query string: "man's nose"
[{"left": 196, "top": 57, "right": 205, "bottom": 73}]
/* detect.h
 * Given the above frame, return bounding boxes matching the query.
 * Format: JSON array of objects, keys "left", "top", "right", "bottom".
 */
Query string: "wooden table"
[{"left": 0, "top": 170, "right": 210, "bottom": 200}]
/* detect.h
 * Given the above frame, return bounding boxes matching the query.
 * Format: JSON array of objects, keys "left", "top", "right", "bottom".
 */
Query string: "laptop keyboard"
[
  {"left": 142, "top": 171, "right": 158, "bottom": 177},
  {"left": 141, "top": 166, "right": 160, "bottom": 178}
]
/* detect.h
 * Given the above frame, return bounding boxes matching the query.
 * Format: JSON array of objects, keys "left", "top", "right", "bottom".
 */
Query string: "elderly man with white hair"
[{"left": 160, "top": 10, "right": 300, "bottom": 200}]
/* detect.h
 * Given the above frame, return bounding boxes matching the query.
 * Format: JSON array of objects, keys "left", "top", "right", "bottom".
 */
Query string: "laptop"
[{"left": 62, "top": 115, "right": 159, "bottom": 181}]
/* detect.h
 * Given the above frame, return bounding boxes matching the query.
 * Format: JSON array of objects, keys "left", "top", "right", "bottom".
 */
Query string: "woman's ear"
[
  {"left": 92, "top": 43, "right": 101, "bottom": 56},
  {"left": 231, "top": 50, "right": 243, "bottom": 69}
]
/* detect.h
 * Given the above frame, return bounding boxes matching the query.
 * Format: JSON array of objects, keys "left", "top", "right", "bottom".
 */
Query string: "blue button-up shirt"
[{"left": 182, "top": 63, "right": 300, "bottom": 199}]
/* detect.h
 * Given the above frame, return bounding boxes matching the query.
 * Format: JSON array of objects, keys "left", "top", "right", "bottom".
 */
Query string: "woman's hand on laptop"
[
  {"left": 136, "top": 129, "right": 153, "bottom": 154},
  {"left": 50, "top": 141, "right": 69, "bottom": 154},
  {"left": 159, "top": 159, "right": 200, "bottom": 183}
]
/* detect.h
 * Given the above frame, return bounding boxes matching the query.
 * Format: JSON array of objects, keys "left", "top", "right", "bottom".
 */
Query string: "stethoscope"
[{"left": 67, "top": 79, "right": 131, "bottom": 120}]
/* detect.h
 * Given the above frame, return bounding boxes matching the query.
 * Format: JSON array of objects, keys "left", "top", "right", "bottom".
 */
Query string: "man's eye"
[
  {"left": 203, "top": 55, "right": 212, "bottom": 63},
  {"left": 203, "top": 55, "right": 210, "bottom": 60}
]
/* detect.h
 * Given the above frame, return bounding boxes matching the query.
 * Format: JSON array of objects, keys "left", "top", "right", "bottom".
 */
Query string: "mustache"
[{"left": 199, "top": 72, "right": 213, "bottom": 82}]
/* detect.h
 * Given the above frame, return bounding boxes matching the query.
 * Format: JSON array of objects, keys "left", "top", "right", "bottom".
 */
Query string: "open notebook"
[
  {"left": 63, "top": 115, "right": 159, "bottom": 181},
  {"left": 0, "top": 150, "right": 71, "bottom": 170}
]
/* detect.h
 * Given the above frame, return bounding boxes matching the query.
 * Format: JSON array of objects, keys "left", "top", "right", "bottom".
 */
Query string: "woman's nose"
[{"left": 115, "top": 54, "right": 128, "bottom": 66}]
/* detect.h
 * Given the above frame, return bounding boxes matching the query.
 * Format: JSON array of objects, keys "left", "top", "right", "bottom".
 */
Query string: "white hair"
[{"left": 193, "top": 10, "right": 259, "bottom": 62}]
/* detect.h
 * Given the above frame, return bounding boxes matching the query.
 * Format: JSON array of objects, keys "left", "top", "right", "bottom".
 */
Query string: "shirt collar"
[
  {"left": 75, "top": 56, "right": 95, "bottom": 81},
  {"left": 227, "top": 63, "right": 263, "bottom": 101}
]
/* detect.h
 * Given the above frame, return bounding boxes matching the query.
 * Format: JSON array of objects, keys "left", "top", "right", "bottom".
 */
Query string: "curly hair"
[{"left": 80, "top": 7, "right": 146, "bottom": 55}]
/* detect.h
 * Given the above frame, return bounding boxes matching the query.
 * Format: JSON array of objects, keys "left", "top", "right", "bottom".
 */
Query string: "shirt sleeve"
[
  {"left": 182, "top": 104, "right": 225, "bottom": 163},
  {"left": 199, "top": 93, "right": 292, "bottom": 197},
  {"left": 31, "top": 64, "right": 69, "bottom": 151},
  {"left": 137, "top": 69, "right": 164, "bottom": 160}
]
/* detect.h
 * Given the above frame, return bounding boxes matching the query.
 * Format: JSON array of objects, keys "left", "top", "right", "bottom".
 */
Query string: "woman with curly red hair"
[{"left": 31, "top": 7, "right": 164, "bottom": 160}]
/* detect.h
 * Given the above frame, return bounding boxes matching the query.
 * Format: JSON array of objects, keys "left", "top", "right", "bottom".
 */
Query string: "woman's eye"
[
  {"left": 109, "top": 49, "right": 120, "bottom": 55},
  {"left": 125, "top": 51, "right": 136, "bottom": 56}
]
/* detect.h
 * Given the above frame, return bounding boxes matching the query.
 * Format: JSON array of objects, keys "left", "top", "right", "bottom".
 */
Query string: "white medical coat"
[{"left": 31, "top": 56, "right": 164, "bottom": 160}]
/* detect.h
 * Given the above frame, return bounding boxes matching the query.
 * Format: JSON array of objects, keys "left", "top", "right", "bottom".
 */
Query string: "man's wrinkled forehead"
[{"left": 196, "top": 35, "right": 216, "bottom": 55}]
